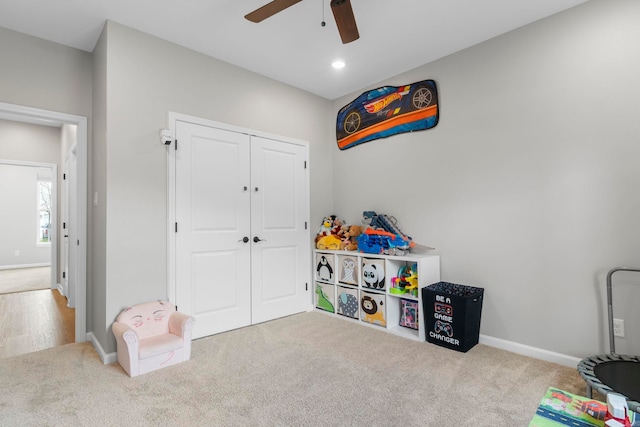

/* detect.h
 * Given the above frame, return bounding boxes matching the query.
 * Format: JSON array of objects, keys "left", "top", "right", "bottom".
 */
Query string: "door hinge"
[
  {"left": 305, "top": 282, "right": 308, "bottom": 291},
  {"left": 175, "top": 222, "right": 178, "bottom": 233},
  {"left": 62, "top": 272, "right": 66, "bottom": 279},
  {"left": 63, "top": 222, "right": 66, "bottom": 229},
  {"left": 63, "top": 173, "right": 66, "bottom": 180},
  {"left": 174, "top": 139, "right": 178, "bottom": 151},
  {"left": 304, "top": 160, "right": 307, "bottom": 169},
  {"left": 305, "top": 221, "right": 307, "bottom": 230}
]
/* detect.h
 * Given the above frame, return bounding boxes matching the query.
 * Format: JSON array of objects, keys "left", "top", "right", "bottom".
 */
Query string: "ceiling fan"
[{"left": 245, "top": 0, "right": 359, "bottom": 44}]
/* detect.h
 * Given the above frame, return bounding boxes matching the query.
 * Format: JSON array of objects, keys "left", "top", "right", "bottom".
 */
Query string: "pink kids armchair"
[{"left": 112, "top": 300, "right": 195, "bottom": 377}]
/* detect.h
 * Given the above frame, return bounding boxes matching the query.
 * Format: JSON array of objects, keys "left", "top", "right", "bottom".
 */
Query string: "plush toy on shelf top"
[
  {"left": 340, "top": 225, "right": 362, "bottom": 251},
  {"left": 315, "top": 215, "right": 362, "bottom": 251},
  {"left": 315, "top": 215, "right": 343, "bottom": 250}
]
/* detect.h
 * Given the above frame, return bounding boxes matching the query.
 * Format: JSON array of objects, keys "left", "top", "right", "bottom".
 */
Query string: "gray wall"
[
  {"left": 0, "top": 27, "right": 93, "bottom": 325},
  {"left": 95, "top": 21, "right": 333, "bottom": 353},
  {"left": 0, "top": 27, "right": 93, "bottom": 117},
  {"left": 0, "top": 164, "right": 52, "bottom": 266},
  {"left": 332, "top": 0, "right": 640, "bottom": 357},
  {"left": 0, "top": 120, "right": 60, "bottom": 270}
]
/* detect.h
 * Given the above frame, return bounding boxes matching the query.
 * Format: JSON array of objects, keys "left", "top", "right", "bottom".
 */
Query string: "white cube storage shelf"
[{"left": 313, "top": 250, "right": 440, "bottom": 341}]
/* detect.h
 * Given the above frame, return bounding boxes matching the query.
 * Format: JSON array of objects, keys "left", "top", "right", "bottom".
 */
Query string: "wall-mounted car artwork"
[{"left": 336, "top": 79, "right": 439, "bottom": 150}]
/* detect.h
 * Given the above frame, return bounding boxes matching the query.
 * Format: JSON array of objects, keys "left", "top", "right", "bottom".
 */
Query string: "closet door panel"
[
  {"left": 175, "top": 121, "right": 251, "bottom": 339},
  {"left": 250, "top": 136, "right": 310, "bottom": 323}
]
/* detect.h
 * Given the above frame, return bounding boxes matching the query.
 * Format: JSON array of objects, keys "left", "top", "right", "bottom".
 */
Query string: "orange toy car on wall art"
[{"left": 336, "top": 79, "right": 439, "bottom": 150}]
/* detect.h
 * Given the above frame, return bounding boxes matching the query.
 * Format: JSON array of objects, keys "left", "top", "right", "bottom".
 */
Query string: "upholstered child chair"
[{"left": 112, "top": 300, "right": 195, "bottom": 377}]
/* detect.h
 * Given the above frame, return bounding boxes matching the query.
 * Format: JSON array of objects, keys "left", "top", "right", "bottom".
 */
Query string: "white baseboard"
[
  {"left": 0, "top": 263, "right": 51, "bottom": 270},
  {"left": 479, "top": 334, "right": 582, "bottom": 368},
  {"left": 86, "top": 322, "right": 579, "bottom": 368},
  {"left": 87, "top": 332, "right": 117, "bottom": 365}
]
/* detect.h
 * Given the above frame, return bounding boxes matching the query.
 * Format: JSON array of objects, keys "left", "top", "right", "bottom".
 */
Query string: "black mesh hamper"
[{"left": 422, "top": 282, "right": 484, "bottom": 352}]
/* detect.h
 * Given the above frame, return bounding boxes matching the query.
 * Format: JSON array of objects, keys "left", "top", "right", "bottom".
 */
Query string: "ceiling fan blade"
[
  {"left": 330, "top": 0, "right": 359, "bottom": 44},
  {"left": 245, "top": 0, "right": 303, "bottom": 23}
]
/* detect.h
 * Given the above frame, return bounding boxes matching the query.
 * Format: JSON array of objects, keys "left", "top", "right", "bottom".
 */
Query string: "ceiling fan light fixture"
[{"left": 332, "top": 60, "right": 346, "bottom": 69}]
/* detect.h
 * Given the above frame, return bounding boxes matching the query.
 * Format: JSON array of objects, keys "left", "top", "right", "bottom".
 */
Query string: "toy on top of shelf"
[
  {"left": 358, "top": 211, "right": 415, "bottom": 255},
  {"left": 358, "top": 211, "right": 436, "bottom": 255},
  {"left": 340, "top": 224, "right": 363, "bottom": 251},
  {"left": 315, "top": 215, "right": 345, "bottom": 250},
  {"left": 317, "top": 234, "right": 342, "bottom": 250},
  {"left": 317, "top": 215, "right": 336, "bottom": 237}
]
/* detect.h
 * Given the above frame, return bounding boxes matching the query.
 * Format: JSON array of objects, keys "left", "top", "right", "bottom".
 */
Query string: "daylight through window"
[{"left": 37, "top": 178, "right": 52, "bottom": 245}]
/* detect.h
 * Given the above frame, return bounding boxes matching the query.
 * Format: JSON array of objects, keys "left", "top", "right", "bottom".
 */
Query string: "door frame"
[
  {"left": 166, "top": 112, "right": 311, "bottom": 307},
  {"left": 0, "top": 101, "right": 88, "bottom": 343}
]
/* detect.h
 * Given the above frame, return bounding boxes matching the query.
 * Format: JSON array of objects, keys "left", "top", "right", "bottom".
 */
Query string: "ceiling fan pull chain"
[{"left": 321, "top": 0, "right": 326, "bottom": 27}]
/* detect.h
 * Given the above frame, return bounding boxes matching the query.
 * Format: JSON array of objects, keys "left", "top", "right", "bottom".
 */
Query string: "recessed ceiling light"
[{"left": 332, "top": 60, "right": 346, "bottom": 69}]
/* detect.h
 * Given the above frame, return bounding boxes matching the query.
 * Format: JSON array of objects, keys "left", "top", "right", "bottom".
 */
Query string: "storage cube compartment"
[
  {"left": 338, "top": 255, "right": 359, "bottom": 285},
  {"left": 422, "top": 282, "right": 484, "bottom": 352},
  {"left": 315, "top": 252, "right": 335, "bottom": 282},
  {"left": 399, "top": 298, "right": 419, "bottom": 330},
  {"left": 361, "top": 258, "right": 385, "bottom": 290},
  {"left": 315, "top": 282, "right": 335, "bottom": 313},
  {"left": 336, "top": 286, "right": 359, "bottom": 319},
  {"left": 389, "top": 261, "right": 419, "bottom": 298},
  {"left": 360, "top": 290, "right": 386, "bottom": 327}
]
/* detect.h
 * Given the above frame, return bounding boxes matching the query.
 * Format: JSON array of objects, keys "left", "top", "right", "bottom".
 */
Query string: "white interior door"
[
  {"left": 66, "top": 149, "right": 77, "bottom": 308},
  {"left": 175, "top": 121, "right": 252, "bottom": 339},
  {"left": 62, "top": 157, "right": 70, "bottom": 298},
  {"left": 250, "top": 136, "right": 310, "bottom": 324}
]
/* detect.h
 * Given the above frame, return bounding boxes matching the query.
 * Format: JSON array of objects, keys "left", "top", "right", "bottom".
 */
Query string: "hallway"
[{"left": 0, "top": 289, "right": 75, "bottom": 358}]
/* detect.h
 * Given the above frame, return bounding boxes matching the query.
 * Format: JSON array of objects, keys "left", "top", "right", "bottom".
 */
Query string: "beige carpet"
[
  {"left": 0, "top": 311, "right": 587, "bottom": 426},
  {"left": 0, "top": 267, "right": 51, "bottom": 294}
]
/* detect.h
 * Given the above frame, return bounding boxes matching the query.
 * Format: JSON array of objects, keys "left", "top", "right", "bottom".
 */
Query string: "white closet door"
[
  {"left": 250, "top": 136, "right": 310, "bottom": 324},
  {"left": 175, "top": 121, "right": 252, "bottom": 339}
]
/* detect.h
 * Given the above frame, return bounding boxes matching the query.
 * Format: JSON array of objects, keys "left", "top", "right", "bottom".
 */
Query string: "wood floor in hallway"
[{"left": 0, "top": 289, "right": 75, "bottom": 359}]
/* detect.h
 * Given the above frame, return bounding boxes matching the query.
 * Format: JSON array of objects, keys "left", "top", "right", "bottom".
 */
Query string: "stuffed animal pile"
[{"left": 315, "top": 215, "right": 362, "bottom": 251}]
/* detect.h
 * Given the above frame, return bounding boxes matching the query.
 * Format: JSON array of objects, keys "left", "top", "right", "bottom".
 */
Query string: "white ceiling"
[{"left": 0, "top": 0, "right": 589, "bottom": 100}]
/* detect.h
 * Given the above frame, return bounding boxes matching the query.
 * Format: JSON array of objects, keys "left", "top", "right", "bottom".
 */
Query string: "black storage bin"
[{"left": 422, "top": 282, "right": 484, "bottom": 352}]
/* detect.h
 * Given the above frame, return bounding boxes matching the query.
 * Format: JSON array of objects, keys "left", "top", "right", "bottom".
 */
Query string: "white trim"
[
  {"left": 0, "top": 101, "right": 88, "bottom": 343},
  {"left": 87, "top": 332, "right": 117, "bottom": 365},
  {"left": 168, "top": 112, "right": 310, "bottom": 147},
  {"left": 0, "top": 263, "right": 51, "bottom": 270},
  {"left": 479, "top": 334, "right": 582, "bottom": 368}
]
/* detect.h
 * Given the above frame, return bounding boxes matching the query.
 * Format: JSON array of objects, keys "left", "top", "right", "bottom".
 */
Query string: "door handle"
[
  {"left": 238, "top": 236, "right": 249, "bottom": 243},
  {"left": 253, "top": 236, "right": 265, "bottom": 243}
]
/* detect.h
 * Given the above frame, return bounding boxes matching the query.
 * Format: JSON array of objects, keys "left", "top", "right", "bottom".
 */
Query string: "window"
[{"left": 37, "top": 177, "right": 52, "bottom": 246}]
